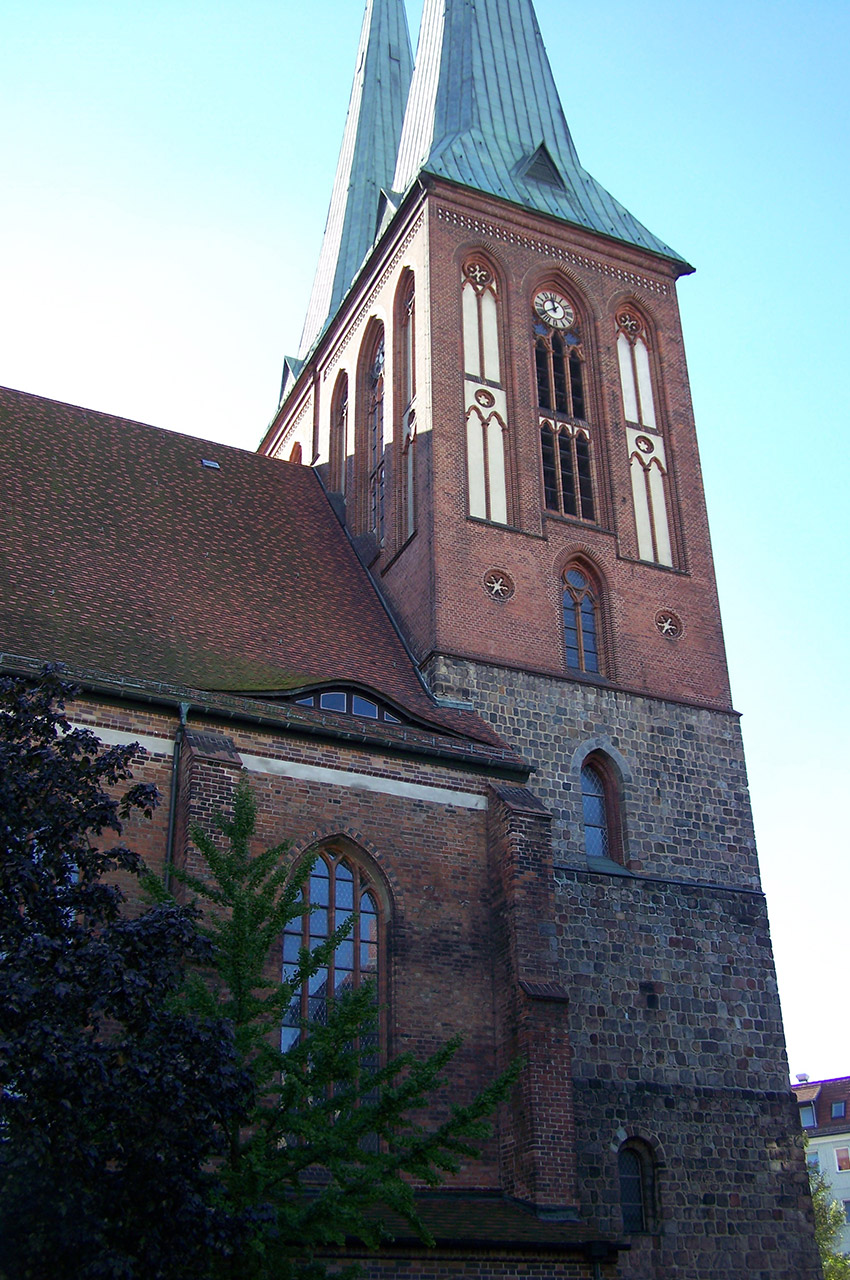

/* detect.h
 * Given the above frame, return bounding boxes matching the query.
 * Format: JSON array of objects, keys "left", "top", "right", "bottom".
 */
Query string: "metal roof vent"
[
  {"left": 201, "top": 459, "right": 221, "bottom": 470},
  {"left": 796, "top": 1073, "right": 810, "bottom": 1083},
  {"left": 522, "top": 144, "right": 564, "bottom": 189}
]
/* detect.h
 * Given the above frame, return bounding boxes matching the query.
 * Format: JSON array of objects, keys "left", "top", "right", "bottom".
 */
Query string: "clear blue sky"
[{"left": 1, "top": 1, "right": 847, "bottom": 1081}]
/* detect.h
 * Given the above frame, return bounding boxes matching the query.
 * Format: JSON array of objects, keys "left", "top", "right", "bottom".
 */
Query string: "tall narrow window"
[
  {"left": 281, "top": 848, "right": 382, "bottom": 1073},
  {"left": 462, "top": 259, "right": 508, "bottom": 524},
  {"left": 619, "top": 1148, "right": 646, "bottom": 1232},
  {"left": 616, "top": 310, "right": 673, "bottom": 567},
  {"left": 616, "top": 310, "right": 657, "bottom": 429},
  {"left": 581, "top": 763, "right": 610, "bottom": 858},
  {"left": 534, "top": 290, "right": 596, "bottom": 522},
  {"left": 330, "top": 371, "right": 348, "bottom": 495},
  {"left": 563, "top": 565, "right": 601, "bottom": 674},
  {"left": 396, "top": 272, "right": 416, "bottom": 542},
  {"left": 363, "top": 328, "right": 386, "bottom": 543},
  {"left": 618, "top": 1141, "right": 657, "bottom": 1234}
]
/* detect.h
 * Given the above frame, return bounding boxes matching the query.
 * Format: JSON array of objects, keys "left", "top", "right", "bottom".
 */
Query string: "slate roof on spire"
[
  {"left": 297, "top": 0, "right": 413, "bottom": 361},
  {"left": 392, "top": 0, "right": 689, "bottom": 268}
]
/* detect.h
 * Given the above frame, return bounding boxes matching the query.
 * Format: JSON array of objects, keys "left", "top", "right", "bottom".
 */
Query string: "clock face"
[{"left": 534, "top": 290, "right": 575, "bottom": 330}]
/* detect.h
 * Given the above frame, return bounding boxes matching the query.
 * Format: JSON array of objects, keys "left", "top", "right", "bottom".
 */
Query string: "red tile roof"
[
  {"left": 0, "top": 386, "right": 504, "bottom": 748},
  {"left": 793, "top": 1076, "right": 850, "bottom": 1134}
]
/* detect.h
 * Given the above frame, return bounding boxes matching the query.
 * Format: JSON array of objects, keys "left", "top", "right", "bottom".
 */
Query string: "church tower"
[{"left": 261, "top": 2, "right": 819, "bottom": 1275}]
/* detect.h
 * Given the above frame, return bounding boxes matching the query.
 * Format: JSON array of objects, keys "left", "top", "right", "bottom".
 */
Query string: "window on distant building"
[
  {"left": 800, "top": 1103, "right": 817, "bottom": 1128},
  {"left": 807, "top": 1151, "right": 820, "bottom": 1171},
  {"left": 843, "top": 1201, "right": 850, "bottom": 1224},
  {"left": 462, "top": 258, "right": 509, "bottom": 524},
  {"left": 535, "top": 288, "right": 596, "bottom": 523},
  {"left": 281, "top": 847, "right": 383, "bottom": 1071},
  {"left": 563, "top": 563, "right": 602, "bottom": 674},
  {"left": 836, "top": 1147, "right": 850, "bottom": 1172},
  {"left": 618, "top": 1140, "right": 657, "bottom": 1234},
  {"left": 832, "top": 1101, "right": 847, "bottom": 1120}
]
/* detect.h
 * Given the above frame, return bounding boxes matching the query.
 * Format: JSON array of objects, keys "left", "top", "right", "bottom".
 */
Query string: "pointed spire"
[
  {"left": 393, "top": 0, "right": 686, "bottom": 265},
  {"left": 297, "top": 0, "right": 413, "bottom": 360}
]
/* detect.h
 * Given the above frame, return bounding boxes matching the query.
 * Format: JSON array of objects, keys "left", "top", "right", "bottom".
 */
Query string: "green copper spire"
[
  {"left": 392, "top": 0, "right": 687, "bottom": 266},
  {"left": 297, "top": 0, "right": 413, "bottom": 361}
]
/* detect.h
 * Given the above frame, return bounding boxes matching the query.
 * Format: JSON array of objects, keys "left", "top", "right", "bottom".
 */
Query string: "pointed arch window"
[
  {"left": 281, "top": 848, "right": 382, "bottom": 1069},
  {"left": 396, "top": 272, "right": 416, "bottom": 542},
  {"left": 534, "top": 294, "right": 596, "bottom": 522},
  {"left": 462, "top": 259, "right": 508, "bottom": 525},
  {"left": 616, "top": 310, "right": 674, "bottom": 567},
  {"left": 618, "top": 1140, "right": 658, "bottom": 1234},
  {"left": 364, "top": 327, "right": 386, "bottom": 543},
  {"left": 330, "top": 371, "right": 348, "bottom": 495},
  {"left": 578, "top": 751, "right": 623, "bottom": 863},
  {"left": 616, "top": 310, "right": 657, "bottom": 429},
  {"left": 563, "top": 565, "right": 601, "bottom": 674},
  {"left": 581, "top": 762, "right": 610, "bottom": 858}
]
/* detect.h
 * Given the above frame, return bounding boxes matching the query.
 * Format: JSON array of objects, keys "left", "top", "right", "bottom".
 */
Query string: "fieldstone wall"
[
  {"left": 424, "top": 655, "right": 822, "bottom": 1278},
  {"left": 424, "top": 654, "right": 760, "bottom": 888}
]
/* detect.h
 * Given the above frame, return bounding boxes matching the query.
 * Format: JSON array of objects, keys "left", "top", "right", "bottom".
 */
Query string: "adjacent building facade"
[
  {"left": 0, "top": 0, "right": 822, "bottom": 1276},
  {"left": 796, "top": 1076, "right": 850, "bottom": 1254}
]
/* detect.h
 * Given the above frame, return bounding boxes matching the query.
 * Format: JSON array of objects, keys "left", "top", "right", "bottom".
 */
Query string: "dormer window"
[{"left": 290, "top": 688, "right": 402, "bottom": 724}]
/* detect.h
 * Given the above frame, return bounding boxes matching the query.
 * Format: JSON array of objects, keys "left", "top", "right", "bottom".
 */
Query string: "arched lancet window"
[
  {"left": 330, "top": 371, "right": 348, "bottom": 495},
  {"left": 281, "top": 848, "right": 382, "bottom": 1071},
  {"left": 358, "top": 325, "right": 386, "bottom": 543},
  {"left": 563, "top": 564, "right": 601, "bottom": 674},
  {"left": 616, "top": 310, "right": 656, "bottom": 429},
  {"left": 462, "top": 258, "right": 508, "bottom": 524},
  {"left": 618, "top": 1140, "right": 658, "bottom": 1234},
  {"left": 581, "top": 761, "right": 609, "bottom": 858},
  {"left": 616, "top": 310, "right": 673, "bottom": 567},
  {"left": 396, "top": 271, "right": 416, "bottom": 542},
  {"left": 534, "top": 289, "right": 596, "bottom": 523}
]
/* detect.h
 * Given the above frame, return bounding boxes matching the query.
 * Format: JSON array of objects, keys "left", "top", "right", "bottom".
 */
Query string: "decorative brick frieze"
[{"left": 436, "top": 205, "right": 671, "bottom": 296}]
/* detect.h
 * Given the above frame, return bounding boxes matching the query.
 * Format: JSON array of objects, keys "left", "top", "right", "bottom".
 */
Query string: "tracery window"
[
  {"left": 462, "top": 258, "right": 508, "bottom": 524},
  {"left": 563, "top": 565, "right": 601, "bottom": 674},
  {"left": 616, "top": 310, "right": 673, "bottom": 567},
  {"left": 396, "top": 272, "right": 416, "bottom": 542},
  {"left": 535, "top": 293, "right": 596, "bottom": 522},
  {"left": 540, "top": 421, "right": 594, "bottom": 521},
  {"left": 330, "top": 371, "right": 348, "bottom": 494},
  {"left": 281, "top": 849, "right": 382, "bottom": 1071}
]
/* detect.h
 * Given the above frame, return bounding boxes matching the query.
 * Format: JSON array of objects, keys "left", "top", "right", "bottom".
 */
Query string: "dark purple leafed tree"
[{"left": 0, "top": 668, "right": 252, "bottom": 1280}]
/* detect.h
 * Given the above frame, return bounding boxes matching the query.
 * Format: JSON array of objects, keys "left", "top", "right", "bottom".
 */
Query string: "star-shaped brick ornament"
[
  {"left": 655, "top": 610, "right": 682, "bottom": 638},
  {"left": 483, "top": 570, "right": 515, "bottom": 601}
]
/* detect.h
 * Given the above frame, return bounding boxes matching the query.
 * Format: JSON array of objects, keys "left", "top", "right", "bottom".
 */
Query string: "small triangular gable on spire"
[
  {"left": 392, "top": 0, "right": 688, "bottom": 267},
  {"left": 522, "top": 144, "right": 565, "bottom": 190},
  {"left": 297, "top": 0, "right": 413, "bottom": 361}
]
